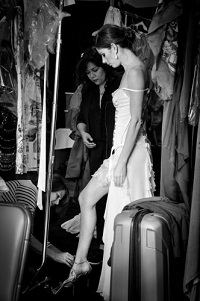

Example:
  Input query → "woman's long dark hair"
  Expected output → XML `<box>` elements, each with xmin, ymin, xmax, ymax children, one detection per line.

<box><xmin>44</xmin><ymin>173</ymin><xmax>70</xmax><ymax>221</ymax></box>
<box><xmin>75</xmin><ymin>46</ymin><xmax>108</xmax><ymax>87</ymax></box>
<box><xmin>95</xmin><ymin>24</ymin><xmax>134</xmax><ymax>50</ymax></box>
<box><xmin>75</xmin><ymin>46</ymin><xmax>123</xmax><ymax>88</ymax></box>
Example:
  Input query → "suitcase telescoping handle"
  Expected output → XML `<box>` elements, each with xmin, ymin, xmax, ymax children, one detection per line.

<box><xmin>129</xmin><ymin>209</ymin><xmax>152</xmax><ymax>300</ymax></box>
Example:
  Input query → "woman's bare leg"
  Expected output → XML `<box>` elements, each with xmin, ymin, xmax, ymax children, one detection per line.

<box><xmin>51</xmin><ymin>173</ymin><xmax>110</xmax><ymax>291</ymax></box>
<box><xmin>74</xmin><ymin>176</ymin><xmax>108</xmax><ymax>265</ymax></box>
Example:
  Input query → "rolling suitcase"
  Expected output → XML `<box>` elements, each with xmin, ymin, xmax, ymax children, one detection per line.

<box><xmin>110</xmin><ymin>208</ymin><xmax>173</xmax><ymax>301</ymax></box>
<box><xmin>0</xmin><ymin>202</ymin><xmax>32</xmax><ymax>301</ymax></box>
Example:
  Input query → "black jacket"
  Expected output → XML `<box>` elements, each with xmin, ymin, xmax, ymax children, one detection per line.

<box><xmin>77</xmin><ymin>75</ymin><xmax>122</xmax><ymax>174</ymax></box>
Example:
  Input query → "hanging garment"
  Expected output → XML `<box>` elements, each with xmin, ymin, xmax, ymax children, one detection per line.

<box><xmin>130</xmin><ymin>16</ymin><xmax>151</xmax><ymax>52</ymax></box>
<box><xmin>65</xmin><ymin>133</ymin><xmax>90</xmax><ymax>199</ymax></box>
<box><xmin>183</xmin><ymin>4</ymin><xmax>200</xmax><ymax>300</ymax></box>
<box><xmin>181</xmin><ymin>14</ymin><xmax>200</xmax><ymax>125</ymax></box>
<box><xmin>183</xmin><ymin>112</ymin><xmax>200</xmax><ymax>301</ymax></box>
<box><xmin>178</xmin><ymin>5</ymin><xmax>198</xmax><ymax>123</ymax></box>
<box><xmin>147</xmin><ymin>0</ymin><xmax>183</xmax><ymax>101</ymax></box>
<box><xmin>161</xmin><ymin>2</ymin><xmax>197</xmax><ymax>210</ymax></box>
<box><xmin>37</xmin><ymin>59</ymin><xmax>48</xmax><ymax>210</ymax></box>
<box><xmin>188</xmin><ymin>55</ymin><xmax>200</xmax><ymax>127</ymax></box>
<box><xmin>24</xmin><ymin>71</ymin><xmax>42</xmax><ymax>172</ymax></box>
<box><xmin>0</xmin><ymin>1</ymin><xmax>17</xmax><ymax>47</ymax></box>
<box><xmin>0</xmin><ymin>104</ymin><xmax>17</xmax><ymax>173</ymax></box>
<box><xmin>132</xmin><ymin>32</ymin><xmax>154</xmax><ymax>77</ymax></box>
<box><xmin>103</xmin><ymin>6</ymin><xmax>122</xmax><ymax>27</ymax></box>
<box><xmin>24</xmin><ymin>0</ymin><xmax>69</xmax><ymax>69</ymax></box>
<box><xmin>160</xmin><ymin>67</ymin><xmax>190</xmax><ymax>210</ymax></box>
<box><xmin>0</xmin><ymin>16</ymin><xmax>10</xmax><ymax>46</ymax></box>
<box><xmin>65</xmin><ymin>84</ymin><xmax>90</xmax><ymax>197</ymax></box>
<box><xmin>128</xmin><ymin>13</ymin><xmax>151</xmax><ymax>35</ymax></box>
<box><xmin>124</xmin><ymin>14</ymin><xmax>154</xmax><ymax>88</ymax></box>
<box><xmin>92</xmin><ymin>6</ymin><xmax>122</xmax><ymax>36</ymax></box>
<box><xmin>0</xmin><ymin>24</ymin><xmax>18</xmax><ymax>117</ymax></box>
<box><xmin>13</xmin><ymin>5</ymin><xmax>24</xmax><ymax>174</ymax></box>
<box><xmin>67</xmin><ymin>84</ymin><xmax>83</xmax><ymax>133</ymax></box>
<box><xmin>16</xmin><ymin>69</ymin><xmax>42</xmax><ymax>174</ymax></box>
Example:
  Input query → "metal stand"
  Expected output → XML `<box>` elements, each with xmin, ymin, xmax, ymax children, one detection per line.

<box><xmin>42</xmin><ymin>0</ymin><xmax>64</xmax><ymax>269</ymax></box>
<box><xmin>22</xmin><ymin>0</ymin><xmax>67</xmax><ymax>293</ymax></box>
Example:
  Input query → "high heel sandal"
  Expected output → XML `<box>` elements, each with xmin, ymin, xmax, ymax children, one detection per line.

<box><xmin>64</xmin><ymin>260</ymin><xmax>92</xmax><ymax>288</ymax></box>
<box><xmin>51</xmin><ymin>261</ymin><xmax>92</xmax><ymax>295</ymax></box>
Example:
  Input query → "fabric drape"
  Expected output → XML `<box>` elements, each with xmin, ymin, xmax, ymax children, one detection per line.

<box><xmin>183</xmin><ymin>112</ymin><xmax>200</xmax><ymax>300</ymax></box>
<box><xmin>160</xmin><ymin>0</ymin><xmax>197</xmax><ymax>210</ymax></box>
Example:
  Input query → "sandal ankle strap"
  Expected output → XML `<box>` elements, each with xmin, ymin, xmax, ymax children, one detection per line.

<box><xmin>74</xmin><ymin>260</ymin><xmax>88</xmax><ymax>265</ymax></box>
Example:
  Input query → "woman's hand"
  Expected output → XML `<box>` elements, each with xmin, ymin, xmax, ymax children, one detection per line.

<box><xmin>51</xmin><ymin>251</ymin><xmax>75</xmax><ymax>267</ymax></box>
<box><xmin>113</xmin><ymin>162</ymin><xmax>127</xmax><ymax>187</ymax></box>
<box><xmin>81</xmin><ymin>132</ymin><xmax>96</xmax><ymax>148</ymax></box>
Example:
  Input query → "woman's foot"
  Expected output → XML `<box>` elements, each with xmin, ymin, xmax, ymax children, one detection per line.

<box><xmin>64</xmin><ymin>260</ymin><xmax>92</xmax><ymax>288</ymax></box>
<box><xmin>51</xmin><ymin>261</ymin><xmax>92</xmax><ymax>294</ymax></box>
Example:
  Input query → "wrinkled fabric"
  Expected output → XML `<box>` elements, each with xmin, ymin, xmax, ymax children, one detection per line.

<box><xmin>132</xmin><ymin>32</ymin><xmax>154</xmax><ymax>74</ymax></box>
<box><xmin>97</xmin><ymin>88</ymin><xmax>155</xmax><ymax>300</ymax></box>
<box><xmin>24</xmin><ymin>0</ymin><xmax>68</xmax><ymax>69</ymax></box>
<box><xmin>16</xmin><ymin>70</ymin><xmax>42</xmax><ymax>173</ymax></box>
<box><xmin>61</xmin><ymin>213</ymin><xmax>81</xmax><ymax>234</ymax></box>
<box><xmin>160</xmin><ymin>67</ymin><xmax>190</xmax><ymax>210</ymax></box>
<box><xmin>183</xmin><ymin>112</ymin><xmax>200</xmax><ymax>300</ymax></box>
<box><xmin>67</xmin><ymin>84</ymin><xmax>83</xmax><ymax>132</ymax></box>
<box><xmin>188</xmin><ymin>58</ymin><xmax>200</xmax><ymax>127</ymax></box>
<box><xmin>180</xmin><ymin>10</ymin><xmax>200</xmax><ymax>122</ymax></box>
<box><xmin>103</xmin><ymin>6</ymin><xmax>122</xmax><ymax>27</ymax></box>
<box><xmin>124</xmin><ymin>197</ymin><xmax>189</xmax><ymax>259</ymax></box>
<box><xmin>0</xmin><ymin>105</ymin><xmax>17</xmax><ymax>173</ymax></box>
<box><xmin>65</xmin><ymin>134</ymin><xmax>89</xmax><ymax>180</ymax></box>
<box><xmin>92</xmin><ymin>6</ymin><xmax>122</xmax><ymax>36</ymax></box>
<box><xmin>147</xmin><ymin>0</ymin><xmax>183</xmax><ymax>100</ymax></box>
<box><xmin>0</xmin><ymin>180</ymin><xmax>37</xmax><ymax>216</ymax></box>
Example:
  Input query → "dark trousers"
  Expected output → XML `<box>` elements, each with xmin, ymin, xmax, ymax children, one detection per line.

<box><xmin>96</xmin><ymin>194</ymin><xmax>107</xmax><ymax>245</ymax></box>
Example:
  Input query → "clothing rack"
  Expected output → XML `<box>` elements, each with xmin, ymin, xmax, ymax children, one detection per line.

<box><xmin>121</xmin><ymin>10</ymin><xmax>152</xmax><ymax>22</ymax></box>
<box><xmin>121</xmin><ymin>9</ymin><xmax>152</xmax><ymax>27</ymax></box>
<box><xmin>108</xmin><ymin>0</ymin><xmax>153</xmax><ymax>27</ymax></box>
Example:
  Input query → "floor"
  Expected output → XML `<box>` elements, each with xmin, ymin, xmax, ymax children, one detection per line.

<box><xmin>19</xmin><ymin>262</ymin><xmax>104</xmax><ymax>301</ymax></box>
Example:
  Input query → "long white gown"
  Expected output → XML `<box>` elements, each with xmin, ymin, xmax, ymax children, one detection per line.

<box><xmin>94</xmin><ymin>88</ymin><xmax>156</xmax><ymax>301</ymax></box>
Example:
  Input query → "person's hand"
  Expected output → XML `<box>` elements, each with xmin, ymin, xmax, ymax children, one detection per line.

<box><xmin>113</xmin><ymin>162</ymin><xmax>127</xmax><ymax>187</ymax></box>
<box><xmin>52</xmin><ymin>251</ymin><xmax>74</xmax><ymax>267</ymax></box>
<box><xmin>81</xmin><ymin>132</ymin><xmax>96</xmax><ymax>148</ymax></box>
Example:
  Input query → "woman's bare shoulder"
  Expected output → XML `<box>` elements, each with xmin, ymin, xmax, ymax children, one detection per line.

<box><xmin>128</xmin><ymin>65</ymin><xmax>145</xmax><ymax>77</ymax></box>
<box><xmin>126</xmin><ymin>66</ymin><xmax>145</xmax><ymax>90</ymax></box>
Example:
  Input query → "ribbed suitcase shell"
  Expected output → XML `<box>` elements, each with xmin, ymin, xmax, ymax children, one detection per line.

<box><xmin>0</xmin><ymin>202</ymin><xmax>32</xmax><ymax>301</ymax></box>
<box><xmin>110</xmin><ymin>209</ymin><xmax>172</xmax><ymax>301</ymax></box>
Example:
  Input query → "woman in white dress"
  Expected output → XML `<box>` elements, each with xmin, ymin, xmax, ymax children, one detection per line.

<box><xmin>59</xmin><ymin>24</ymin><xmax>156</xmax><ymax>300</ymax></box>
